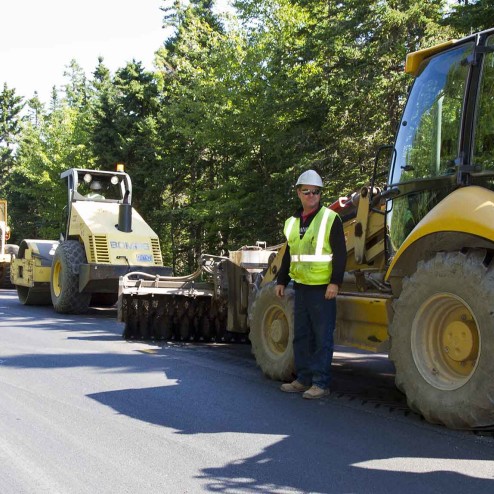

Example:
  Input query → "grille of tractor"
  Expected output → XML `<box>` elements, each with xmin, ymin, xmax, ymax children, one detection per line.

<box><xmin>88</xmin><ymin>235</ymin><xmax>110</xmax><ymax>263</ymax></box>
<box><xmin>151</xmin><ymin>238</ymin><xmax>163</xmax><ymax>265</ymax></box>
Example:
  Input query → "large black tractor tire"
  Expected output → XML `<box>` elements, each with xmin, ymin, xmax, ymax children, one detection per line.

<box><xmin>389</xmin><ymin>250</ymin><xmax>494</xmax><ymax>429</ymax></box>
<box><xmin>50</xmin><ymin>241</ymin><xmax>91</xmax><ymax>314</ymax></box>
<box><xmin>1</xmin><ymin>244</ymin><xmax>19</xmax><ymax>288</ymax></box>
<box><xmin>249</xmin><ymin>282</ymin><xmax>295</xmax><ymax>381</ymax></box>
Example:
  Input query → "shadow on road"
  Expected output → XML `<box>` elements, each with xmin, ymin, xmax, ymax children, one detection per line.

<box><xmin>85</xmin><ymin>357</ymin><xmax>494</xmax><ymax>493</ymax></box>
<box><xmin>2</xmin><ymin>297</ymin><xmax>493</xmax><ymax>493</ymax></box>
<box><xmin>85</xmin><ymin>365</ymin><xmax>493</xmax><ymax>493</ymax></box>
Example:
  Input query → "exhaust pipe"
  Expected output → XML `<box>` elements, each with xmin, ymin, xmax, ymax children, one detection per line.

<box><xmin>118</xmin><ymin>203</ymin><xmax>132</xmax><ymax>232</ymax></box>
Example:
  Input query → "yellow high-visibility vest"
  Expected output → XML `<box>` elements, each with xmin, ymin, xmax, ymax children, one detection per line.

<box><xmin>284</xmin><ymin>206</ymin><xmax>337</xmax><ymax>285</ymax></box>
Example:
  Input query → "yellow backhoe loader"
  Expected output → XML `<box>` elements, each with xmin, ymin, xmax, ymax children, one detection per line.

<box><xmin>119</xmin><ymin>28</ymin><xmax>494</xmax><ymax>429</ymax></box>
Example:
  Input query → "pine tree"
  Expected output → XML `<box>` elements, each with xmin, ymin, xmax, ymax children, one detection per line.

<box><xmin>0</xmin><ymin>84</ymin><xmax>24</xmax><ymax>186</ymax></box>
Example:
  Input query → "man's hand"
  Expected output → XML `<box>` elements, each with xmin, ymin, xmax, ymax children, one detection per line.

<box><xmin>325</xmin><ymin>283</ymin><xmax>338</xmax><ymax>299</ymax></box>
<box><xmin>275</xmin><ymin>284</ymin><xmax>285</xmax><ymax>298</ymax></box>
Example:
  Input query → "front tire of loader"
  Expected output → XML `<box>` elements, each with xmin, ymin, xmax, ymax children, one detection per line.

<box><xmin>249</xmin><ymin>282</ymin><xmax>295</xmax><ymax>381</ymax></box>
<box><xmin>50</xmin><ymin>241</ymin><xmax>91</xmax><ymax>314</ymax></box>
<box><xmin>389</xmin><ymin>250</ymin><xmax>494</xmax><ymax>429</ymax></box>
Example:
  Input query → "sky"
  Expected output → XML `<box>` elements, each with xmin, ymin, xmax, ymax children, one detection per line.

<box><xmin>0</xmin><ymin>0</ymin><xmax>231</xmax><ymax>103</ymax></box>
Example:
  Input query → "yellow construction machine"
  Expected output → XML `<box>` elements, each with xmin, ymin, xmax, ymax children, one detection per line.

<box><xmin>119</xmin><ymin>29</ymin><xmax>494</xmax><ymax>429</ymax></box>
<box><xmin>0</xmin><ymin>200</ymin><xmax>19</xmax><ymax>288</ymax></box>
<box><xmin>11</xmin><ymin>166</ymin><xmax>171</xmax><ymax>312</ymax></box>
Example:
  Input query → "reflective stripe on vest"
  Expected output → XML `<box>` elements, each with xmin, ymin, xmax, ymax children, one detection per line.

<box><xmin>291</xmin><ymin>254</ymin><xmax>333</xmax><ymax>262</ymax></box>
<box><xmin>315</xmin><ymin>207</ymin><xmax>331</xmax><ymax>254</ymax></box>
<box><xmin>284</xmin><ymin>216</ymin><xmax>297</xmax><ymax>240</ymax></box>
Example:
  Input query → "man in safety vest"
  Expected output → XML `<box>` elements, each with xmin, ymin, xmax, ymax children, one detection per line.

<box><xmin>275</xmin><ymin>169</ymin><xmax>346</xmax><ymax>399</ymax></box>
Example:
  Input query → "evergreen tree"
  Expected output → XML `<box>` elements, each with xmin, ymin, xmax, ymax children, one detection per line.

<box><xmin>0</xmin><ymin>84</ymin><xmax>24</xmax><ymax>189</ymax></box>
<box><xmin>155</xmin><ymin>0</ymin><xmax>232</xmax><ymax>270</ymax></box>
<box><xmin>8</xmin><ymin>65</ymin><xmax>95</xmax><ymax>240</ymax></box>
<box><xmin>91</xmin><ymin>58</ymin><xmax>121</xmax><ymax>168</ymax></box>
<box><xmin>91</xmin><ymin>59</ymin><xmax>162</xmax><ymax>216</ymax></box>
<box><xmin>445</xmin><ymin>0</ymin><xmax>494</xmax><ymax>33</ymax></box>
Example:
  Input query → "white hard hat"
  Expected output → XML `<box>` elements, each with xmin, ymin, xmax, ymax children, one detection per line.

<box><xmin>296</xmin><ymin>169</ymin><xmax>323</xmax><ymax>187</ymax></box>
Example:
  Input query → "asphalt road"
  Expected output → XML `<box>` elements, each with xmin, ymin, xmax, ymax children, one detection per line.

<box><xmin>0</xmin><ymin>289</ymin><xmax>493</xmax><ymax>494</ymax></box>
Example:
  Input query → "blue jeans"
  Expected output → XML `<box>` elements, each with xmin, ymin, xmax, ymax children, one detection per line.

<box><xmin>293</xmin><ymin>284</ymin><xmax>336</xmax><ymax>389</ymax></box>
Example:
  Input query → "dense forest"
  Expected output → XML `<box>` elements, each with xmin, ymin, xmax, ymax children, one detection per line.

<box><xmin>0</xmin><ymin>0</ymin><xmax>493</xmax><ymax>273</ymax></box>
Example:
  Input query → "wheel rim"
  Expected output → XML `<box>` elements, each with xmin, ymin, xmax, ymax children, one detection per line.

<box><xmin>52</xmin><ymin>260</ymin><xmax>62</xmax><ymax>297</ymax></box>
<box><xmin>411</xmin><ymin>292</ymin><xmax>480</xmax><ymax>391</ymax></box>
<box><xmin>261</xmin><ymin>303</ymin><xmax>290</xmax><ymax>357</ymax></box>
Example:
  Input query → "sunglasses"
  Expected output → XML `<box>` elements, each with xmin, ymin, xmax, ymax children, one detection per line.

<box><xmin>300</xmin><ymin>189</ymin><xmax>321</xmax><ymax>196</ymax></box>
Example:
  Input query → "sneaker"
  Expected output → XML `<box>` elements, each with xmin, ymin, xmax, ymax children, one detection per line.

<box><xmin>280</xmin><ymin>380</ymin><xmax>310</xmax><ymax>393</ymax></box>
<box><xmin>302</xmin><ymin>385</ymin><xmax>330</xmax><ymax>400</ymax></box>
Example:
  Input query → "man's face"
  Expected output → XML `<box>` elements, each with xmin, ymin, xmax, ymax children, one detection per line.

<box><xmin>297</xmin><ymin>184</ymin><xmax>321</xmax><ymax>209</ymax></box>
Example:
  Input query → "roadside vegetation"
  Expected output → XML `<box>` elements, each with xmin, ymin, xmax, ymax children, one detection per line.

<box><xmin>0</xmin><ymin>0</ymin><xmax>492</xmax><ymax>273</ymax></box>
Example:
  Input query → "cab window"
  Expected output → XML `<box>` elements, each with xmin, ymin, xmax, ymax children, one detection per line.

<box><xmin>472</xmin><ymin>35</ymin><xmax>494</xmax><ymax>172</ymax></box>
<box><xmin>391</xmin><ymin>43</ymin><xmax>474</xmax><ymax>185</ymax></box>
<box><xmin>388</xmin><ymin>43</ymin><xmax>473</xmax><ymax>252</ymax></box>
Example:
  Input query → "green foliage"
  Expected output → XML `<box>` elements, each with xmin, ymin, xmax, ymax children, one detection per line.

<box><xmin>0</xmin><ymin>0</ymin><xmax>482</xmax><ymax>269</ymax></box>
<box><xmin>0</xmin><ymin>84</ymin><xmax>24</xmax><ymax>186</ymax></box>
<box><xmin>446</xmin><ymin>0</ymin><xmax>494</xmax><ymax>33</ymax></box>
<box><xmin>10</xmin><ymin>101</ymin><xmax>94</xmax><ymax>240</ymax></box>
